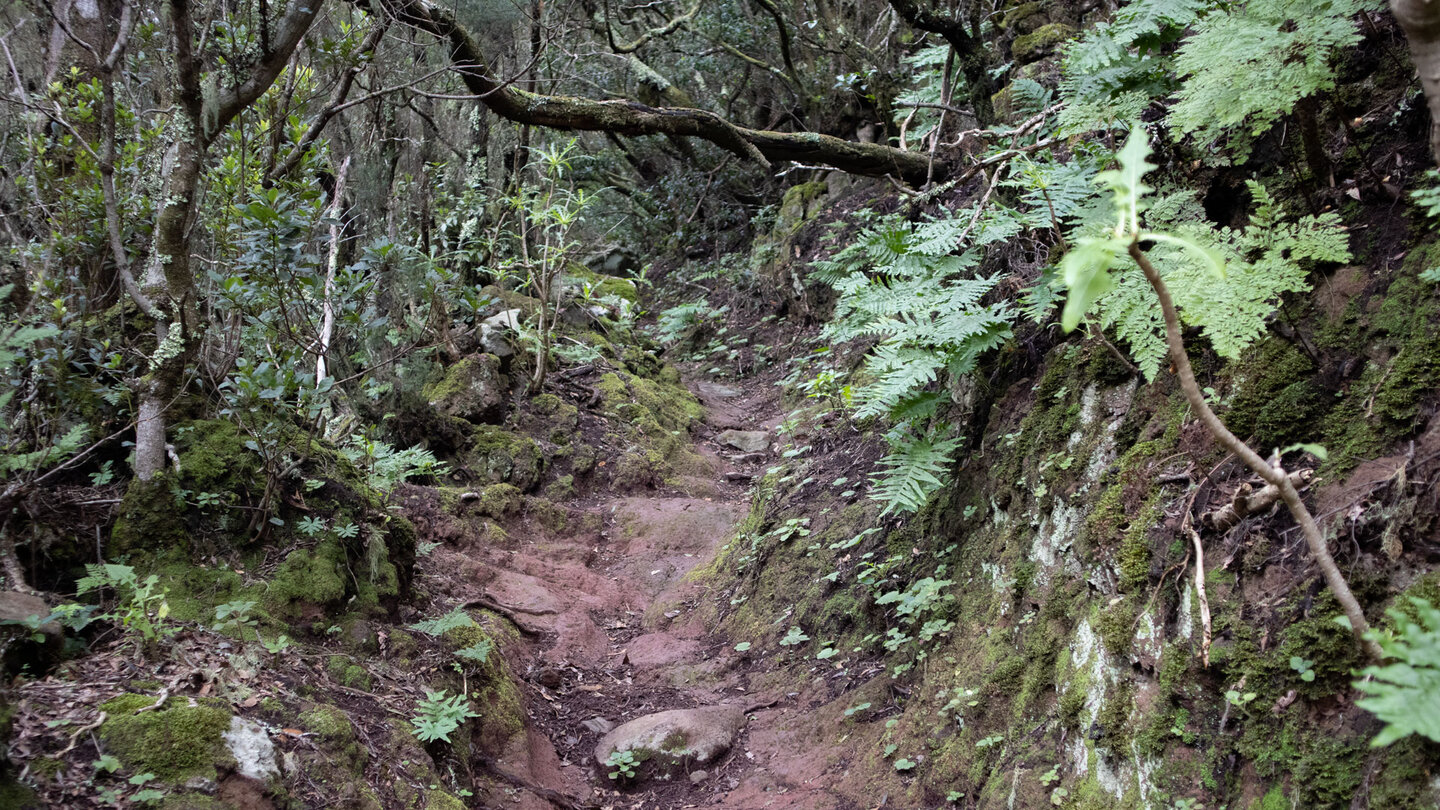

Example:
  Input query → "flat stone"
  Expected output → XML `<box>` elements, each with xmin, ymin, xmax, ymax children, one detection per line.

<box><xmin>696</xmin><ymin>382</ymin><xmax>742</xmax><ymax>399</ymax></box>
<box><xmin>689</xmin><ymin>770</ymin><xmax>709</xmax><ymax>784</ymax></box>
<box><xmin>581</xmin><ymin>717</ymin><xmax>616</xmax><ymax>734</ymax></box>
<box><xmin>594</xmin><ymin>705</ymin><xmax>746</xmax><ymax>779</ymax></box>
<box><xmin>715</xmin><ymin>430</ymin><xmax>769</xmax><ymax>453</ymax></box>
<box><xmin>0</xmin><ymin>592</ymin><xmax>58</xmax><ymax>637</ymax></box>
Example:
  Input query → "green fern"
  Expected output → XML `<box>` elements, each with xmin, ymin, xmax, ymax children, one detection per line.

<box><xmin>1055</xmin><ymin>0</ymin><xmax>1212</xmax><ymax>135</ymax></box>
<box><xmin>1168</xmin><ymin>0</ymin><xmax>1368</xmax><ymax>143</ymax></box>
<box><xmin>1354</xmin><ymin>598</ymin><xmax>1440</xmax><ymax>746</ymax></box>
<box><xmin>869</xmin><ymin>429</ymin><xmax>963</xmax><ymax>516</ymax></box>
<box><xmin>408</xmin><ymin>608</ymin><xmax>476</xmax><ymax>636</ymax></box>
<box><xmin>1063</xmin><ymin>128</ymin><xmax>1350</xmax><ymax>379</ymax></box>
<box><xmin>820</xmin><ymin>214</ymin><xmax>1013</xmax><ymax>421</ymax></box>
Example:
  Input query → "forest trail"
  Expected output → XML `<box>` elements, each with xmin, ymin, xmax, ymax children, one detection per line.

<box><xmin>420</xmin><ymin>372</ymin><xmax>858</xmax><ymax>810</ymax></box>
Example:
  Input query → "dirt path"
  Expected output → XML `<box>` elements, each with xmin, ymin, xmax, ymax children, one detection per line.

<box><xmin>424</xmin><ymin>374</ymin><xmax>866</xmax><ymax>810</ymax></box>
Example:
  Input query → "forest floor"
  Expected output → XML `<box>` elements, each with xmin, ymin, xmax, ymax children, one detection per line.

<box><xmin>415</xmin><ymin>366</ymin><xmax>872</xmax><ymax>810</ymax></box>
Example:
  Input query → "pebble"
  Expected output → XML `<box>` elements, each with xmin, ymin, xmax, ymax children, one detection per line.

<box><xmin>689</xmin><ymin>770</ymin><xmax>708</xmax><ymax>784</ymax></box>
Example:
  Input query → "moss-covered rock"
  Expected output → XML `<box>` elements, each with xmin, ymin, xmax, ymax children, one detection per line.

<box><xmin>263</xmin><ymin>538</ymin><xmax>348</xmax><ymax>620</ymax></box>
<box><xmin>467</xmin><ymin>426</ymin><xmax>546</xmax><ymax>491</ymax></box>
<box><xmin>423</xmin><ymin>354</ymin><xmax>509</xmax><ymax>425</ymax></box>
<box><xmin>99</xmin><ymin>694</ymin><xmax>234</xmax><ymax>783</ymax></box>
<box><xmin>1011</xmin><ymin>22</ymin><xmax>1075</xmax><ymax>63</ymax></box>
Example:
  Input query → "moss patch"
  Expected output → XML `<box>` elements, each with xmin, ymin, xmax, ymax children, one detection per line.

<box><xmin>99</xmin><ymin>694</ymin><xmax>233</xmax><ymax>783</ymax></box>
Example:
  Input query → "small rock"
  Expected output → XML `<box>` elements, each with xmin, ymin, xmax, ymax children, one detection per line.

<box><xmin>482</xmin><ymin>308</ymin><xmax>524</xmax><ymax>331</ymax></box>
<box><xmin>696</xmin><ymin>382</ymin><xmax>741</xmax><ymax>399</ymax></box>
<box><xmin>715</xmin><ymin>430</ymin><xmax>770</xmax><ymax>453</ymax></box>
<box><xmin>0</xmin><ymin>591</ymin><xmax>62</xmax><ymax>675</ymax></box>
<box><xmin>723</xmin><ymin>472</ymin><xmax>754</xmax><ymax>483</ymax></box>
<box><xmin>183</xmin><ymin>776</ymin><xmax>218</xmax><ymax>795</ymax></box>
<box><xmin>460</xmin><ymin>491</ymin><xmax>481</xmax><ymax>502</ymax></box>
<box><xmin>594</xmin><ymin>705</ymin><xmax>746</xmax><ymax>780</ymax></box>
<box><xmin>689</xmin><ymin>770</ymin><xmax>709</xmax><ymax>785</ymax></box>
<box><xmin>0</xmin><ymin>592</ymin><xmax>57</xmax><ymax>636</ymax></box>
<box><xmin>581</xmin><ymin>717</ymin><xmax>616</xmax><ymax>734</ymax></box>
<box><xmin>223</xmin><ymin>717</ymin><xmax>279</xmax><ymax>781</ymax></box>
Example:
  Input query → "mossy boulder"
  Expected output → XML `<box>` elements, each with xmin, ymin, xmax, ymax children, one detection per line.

<box><xmin>1011</xmin><ymin>22</ymin><xmax>1075</xmax><ymax>63</ymax></box>
<box><xmin>423</xmin><ymin>354</ymin><xmax>509</xmax><ymax>425</ymax></box>
<box><xmin>98</xmin><ymin>694</ymin><xmax>234</xmax><ymax>783</ymax></box>
<box><xmin>467</xmin><ymin>427</ymin><xmax>546</xmax><ymax>492</ymax></box>
<box><xmin>263</xmin><ymin>538</ymin><xmax>348</xmax><ymax>620</ymax></box>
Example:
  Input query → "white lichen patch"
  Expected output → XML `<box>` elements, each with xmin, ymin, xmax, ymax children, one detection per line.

<box><xmin>1061</xmin><ymin>620</ymin><xmax>1162</xmax><ymax>805</ymax></box>
<box><xmin>1176</xmin><ymin>583</ymin><xmax>1194</xmax><ymax>641</ymax></box>
<box><xmin>224</xmin><ymin>716</ymin><xmax>279</xmax><ymax>781</ymax></box>
<box><xmin>1028</xmin><ymin>497</ymin><xmax>1081</xmax><ymax>587</ymax></box>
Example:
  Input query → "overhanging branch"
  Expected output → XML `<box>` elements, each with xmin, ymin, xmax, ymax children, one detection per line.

<box><xmin>365</xmin><ymin>0</ymin><xmax>936</xmax><ymax>183</ymax></box>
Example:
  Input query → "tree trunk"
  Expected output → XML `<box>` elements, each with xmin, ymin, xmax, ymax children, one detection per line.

<box><xmin>1393</xmin><ymin>0</ymin><xmax>1440</xmax><ymax>164</ymax></box>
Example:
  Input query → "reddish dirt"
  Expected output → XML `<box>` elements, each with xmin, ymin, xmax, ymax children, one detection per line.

<box><xmin>431</xmin><ymin>371</ymin><xmax>870</xmax><ymax>810</ymax></box>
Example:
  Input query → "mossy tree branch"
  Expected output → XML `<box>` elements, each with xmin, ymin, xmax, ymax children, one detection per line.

<box><xmin>362</xmin><ymin>0</ymin><xmax>937</xmax><ymax>183</ymax></box>
<box><xmin>1127</xmin><ymin>240</ymin><xmax>1381</xmax><ymax>662</ymax></box>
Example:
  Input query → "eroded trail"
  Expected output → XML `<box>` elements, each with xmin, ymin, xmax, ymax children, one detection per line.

<box><xmin>416</xmin><ymin>375</ymin><xmax>861</xmax><ymax>809</ymax></box>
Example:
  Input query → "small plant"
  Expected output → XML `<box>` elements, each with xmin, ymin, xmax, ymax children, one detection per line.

<box><xmin>1289</xmin><ymin>656</ymin><xmax>1316</xmax><ymax>683</ymax></box>
<box><xmin>1224</xmin><ymin>689</ymin><xmax>1257</xmax><ymax>708</ymax></box>
<box><xmin>1050</xmin><ymin>787</ymin><xmax>1070</xmax><ymax>806</ymax></box>
<box><xmin>455</xmin><ymin>639</ymin><xmax>494</xmax><ymax>664</ymax></box>
<box><xmin>411</xmin><ymin>689</ymin><xmax>480</xmax><ymax>744</ymax></box>
<box><xmin>408</xmin><ymin>608</ymin><xmax>477</xmax><ymax>636</ymax></box>
<box><xmin>1038</xmin><ymin>765</ymin><xmax>1060</xmax><ymax>786</ymax></box>
<box><xmin>605</xmin><ymin>749</ymin><xmax>640</xmax><ymax>780</ymax></box>
<box><xmin>76</xmin><ymin>564</ymin><xmax>177</xmax><ymax>646</ymax></box>
<box><xmin>779</xmin><ymin>626</ymin><xmax>811</xmax><ymax>646</ymax></box>
<box><xmin>893</xmin><ymin>757</ymin><xmax>917</xmax><ymax>771</ymax></box>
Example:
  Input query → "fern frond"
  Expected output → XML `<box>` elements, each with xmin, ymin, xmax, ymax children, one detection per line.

<box><xmin>1168</xmin><ymin>0</ymin><xmax>1366</xmax><ymax>141</ymax></box>
<box><xmin>869</xmin><ymin>431</ymin><xmax>964</xmax><ymax>516</ymax></box>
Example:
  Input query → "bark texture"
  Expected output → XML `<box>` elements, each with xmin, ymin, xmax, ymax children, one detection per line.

<box><xmin>1393</xmin><ymin>0</ymin><xmax>1440</xmax><ymax>163</ymax></box>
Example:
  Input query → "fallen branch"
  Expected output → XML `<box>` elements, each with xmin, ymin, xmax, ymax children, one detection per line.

<box><xmin>1201</xmin><ymin>469</ymin><xmax>1313</xmax><ymax>533</ymax></box>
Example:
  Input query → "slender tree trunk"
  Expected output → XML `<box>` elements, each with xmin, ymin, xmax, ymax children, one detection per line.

<box><xmin>1393</xmin><ymin>0</ymin><xmax>1440</xmax><ymax>164</ymax></box>
<box><xmin>317</xmin><ymin>157</ymin><xmax>351</xmax><ymax>385</ymax></box>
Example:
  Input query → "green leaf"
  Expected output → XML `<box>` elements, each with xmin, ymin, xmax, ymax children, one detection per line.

<box><xmin>1060</xmin><ymin>237</ymin><xmax>1124</xmax><ymax>331</ymax></box>
<box><xmin>1097</xmin><ymin>124</ymin><xmax>1156</xmax><ymax>236</ymax></box>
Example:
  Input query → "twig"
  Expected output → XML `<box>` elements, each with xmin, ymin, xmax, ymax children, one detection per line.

<box><xmin>55</xmin><ymin>711</ymin><xmax>107</xmax><ymax>757</ymax></box>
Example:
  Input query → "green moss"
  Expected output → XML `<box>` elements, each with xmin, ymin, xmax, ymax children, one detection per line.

<box><xmin>468</xmin><ymin>426</ymin><xmax>545</xmax><ymax>491</ymax></box>
<box><xmin>424</xmin><ymin>792</ymin><xmax>468</xmax><ymax>810</ymax></box>
<box><xmin>1094</xmin><ymin>596</ymin><xmax>1138</xmax><ymax>657</ymax></box>
<box><xmin>99</xmin><ymin>694</ymin><xmax>233</xmax><ymax>783</ymax></box>
<box><xmin>1222</xmin><ymin>339</ymin><xmax>1315</xmax><ymax>442</ymax></box>
<box><xmin>111</xmin><ymin>474</ymin><xmax>188</xmax><ymax>555</ymax></box>
<box><xmin>1117</xmin><ymin>494</ymin><xmax>1162</xmax><ymax>592</ymax></box>
<box><xmin>1001</xmin><ymin>1</ymin><xmax>1044</xmax><ymax>28</ymax></box>
<box><xmin>422</xmin><ymin>354</ymin><xmax>506</xmax><ymax>423</ymax></box>
<box><xmin>476</xmin><ymin>483</ymin><xmax>521</xmax><ymax>518</ymax></box>
<box><xmin>144</xmin><ymin>553</ymin><xmax>253</xmax><ymax>624</ymax></box>
<box><xmin>300</xmin><ymin>704</ymin><xmax>355</xmax><ymax>743</ymax></box>
<box><xmin>544</xmin><ymin>474</ymin><xmax>575</xmax><ymax>501</ymax></box>
<box><xmin>1011</xmin><ymin>23</ymin><xmax>1075</xmax><ymax>62</ymax></box>
<box><xmin>263</xmin><ymin>538</ymin><xmax>347</xmax><ymax>619</ymax></box>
